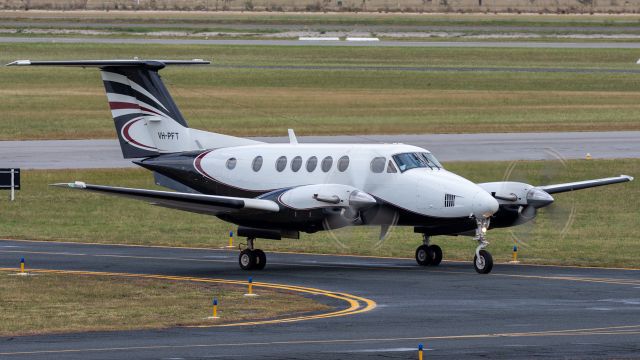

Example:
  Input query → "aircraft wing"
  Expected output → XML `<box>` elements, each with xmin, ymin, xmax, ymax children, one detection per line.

<box><xmin>51</xmin><ymin>182</ymin><xmax>279</xmax><ymax>216</ymax></box>
<box><xmin>539</xmin><ymin>175</ymin><xmax>633</xmax><ymax>194</ymax></box>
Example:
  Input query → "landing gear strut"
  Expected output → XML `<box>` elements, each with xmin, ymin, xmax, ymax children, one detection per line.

<box><xmin>473</xmin><ymin>218</ymin><xmax>493</xmax><ymax>274</ymax></box>
<box><xmin>415</xmin><ymin>235</ymin><xmax>443</xmax><ymax>267</ymax></box>
<box><xmin>238</xmin><ymin>237</ymin><xmax>267</xmax><ymax>270</ymax></box>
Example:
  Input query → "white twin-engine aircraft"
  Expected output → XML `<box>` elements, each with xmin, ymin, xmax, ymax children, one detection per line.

<box><xmin>9</xmin><ymin>59</ymin><xmax>633</xmax><ymax>274</ymax></box>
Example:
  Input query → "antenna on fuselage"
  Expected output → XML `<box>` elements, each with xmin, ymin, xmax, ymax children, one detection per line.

<box><xmin>288</xmin><ymin>129</ymin><xmax>298</xmax><ymax>145</ymax></box>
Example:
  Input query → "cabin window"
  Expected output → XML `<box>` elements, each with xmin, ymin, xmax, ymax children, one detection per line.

<box><xmin>321</xmin><ymin>156</ymin><xmax>333</xmax><ymax>172</ymax></box>
<box><xmin>276</xmin><ymin>156</ymin><xmax>287</xmax><ymax>172</ymax></box>
<box><xmin>291</xmin><ymin>156</ymin><xmax>302</xmax><ymax>172</ymax></box>
<box><xmin>306</xmin><ymin>156</ymin><xmax>318</xmax><ymax>172</ymax></box>
<box><xmin>252</xmin><ymin>156</ymin><xmax>263</xmax><ymax>172</ymax></box>
<box><xmin>370</xmin><ymin>157</ymin><xmax>386</xmax><ymax>173</ymax></box>
<box><xmin>226</xmin><ymin>157</ymin><xmax>237</xmax><ymax>170</ymax></box>
<box><xmin>387</xmin><ymin>160</ymin><xmax>397</xmax><ymax>173</ymax></box>
<box><xmin>337</xmin><ymin>156</ymin><xmax>350</xmax><ymax>172</ymax></box>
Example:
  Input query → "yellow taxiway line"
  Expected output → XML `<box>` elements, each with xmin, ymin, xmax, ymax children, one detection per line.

<box><xmin>0</xmin><ymin>267</ymin><xmax>376</xmax><ymax>328</ymax></box>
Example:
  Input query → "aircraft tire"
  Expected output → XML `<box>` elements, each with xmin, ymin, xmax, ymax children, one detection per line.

<box><xmin>254</xmin><ymin>249</ymin><xmax>267</xmax><ymax>270</ymax></box>
<box><xmin>473</xmin><ymin>250</ymin><xmax>493</xmax><ymax>274</ymax></box>
<box><xmin>239</xmin><ymin>249</ymin><xmax>256</xmax><ymax>270</ymax></box>
<box><xmin>428</xmin><ymin>245</ymin><xmax>443</xmax><ymax>266</ymax></box>
<box><xmin>415</xmin><ymin>245</ymin><xmax>433</xmax><ymax>266</ymax></box>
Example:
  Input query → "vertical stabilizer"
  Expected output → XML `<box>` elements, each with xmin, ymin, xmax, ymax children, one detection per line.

<box><xmin>7</xmin><ymin>59</ymin><xmax>263</xmax><ymax>158</ymax></box>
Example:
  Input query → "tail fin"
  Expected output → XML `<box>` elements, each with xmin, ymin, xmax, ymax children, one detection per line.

<box><xmin>101</xmin><ymin>63</ymin><xmax>192</xmax><ymax>158</ymax></box>
<box><xmin>8</xmin><ymin>59</ymin><xmax>260</xmax><ymax>159</ymax></box>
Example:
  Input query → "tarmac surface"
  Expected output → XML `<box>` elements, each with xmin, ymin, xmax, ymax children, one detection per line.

<box><xmin>1</xmin><ymin>131</ymin><xmax>638</xmax><ymax>169</ymax></box>
<box><xmin>1</xmin><ymin>239</ymin><xmax>640</xmax><ymax>359</ymax></box>
<box><xmin>4</xmin><ymin>36</ymin><xmax>640</xmax><ymax>48</ymax></box>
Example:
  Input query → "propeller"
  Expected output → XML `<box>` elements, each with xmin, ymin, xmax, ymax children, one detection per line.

<box><xmin>495</xmin><ymin>148</ymin><xmax>577</xmax><ymax>249</ymax></box>
<box><xmin>321</xmin><ymin>149</ymin><xmax>400</xmax><ymax>251</ymax></box>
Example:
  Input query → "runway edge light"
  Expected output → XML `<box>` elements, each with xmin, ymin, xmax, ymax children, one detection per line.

<box><xmin>226</xmin><ymin>230</ymin><xmax>234</xmax><ymax>248</ymax></box>
<box><xmin>211</xmin><ymin>298</ymin><xmax>219</xmax><ymax>319</ymax></box>
<box><xmin>244</xmin><ymin>277</ymin><xmax>258</xmax><ymax>297</ymax></box>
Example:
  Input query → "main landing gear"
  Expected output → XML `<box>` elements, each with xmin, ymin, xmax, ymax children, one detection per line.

<box><xmin>473</xmin><ymin>217</ymin><xmax>493</xmax><ymax>274</ymax></box>
<box><xmin>238</xmin><ymin>237</ymin><xmax>267</xmax><ymax>270</ymax></box>
<box><xmin>415</xmin><ymin>235</ymin><xmax>443</xmax><ymax>267</ymax></box>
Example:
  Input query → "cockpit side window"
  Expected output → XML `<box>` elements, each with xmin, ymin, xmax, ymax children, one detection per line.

<box><xmin>386</xmin><ymin>160</ymin><xmax>397</xmax><ymax>173</ymax></box>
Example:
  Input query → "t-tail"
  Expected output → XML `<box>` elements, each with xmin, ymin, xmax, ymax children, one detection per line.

<box><xmin>7</xmin><ymin>59</ymin><xmax>259</xmax><ymax>158</ymax></box>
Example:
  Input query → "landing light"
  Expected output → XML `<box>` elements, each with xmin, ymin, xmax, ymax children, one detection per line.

<box><xmin>481</xmin><ymin>227</ymin><xmax>487</xmax><ymax>233</ymax></box>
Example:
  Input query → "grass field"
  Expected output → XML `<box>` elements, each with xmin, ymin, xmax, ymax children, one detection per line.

<box><xmin>3</xmin><ymin>11</ymin><xmax>640</xmax><ymax>41</ymax></box>
<box><xmin>0</xmin><ymin>158</ymin><xmax>637</xmax><ymax>268</ymax></box>
<box><xmin>3</xmin><ymin>11</ymin><xmax>640</xmax><ymax>28</ymax></box>
<box><xmin>2</xmin><ymin>43</ymin><xmax>640</xmax><ymax>139</ymax></box>
<box><xmin>0</xmin><ymin>270</ymin><xmax>328</xmax><ymax>336</ymax></box>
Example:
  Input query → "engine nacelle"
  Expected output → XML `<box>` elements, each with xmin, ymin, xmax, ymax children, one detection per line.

<box><xmin>277</xmin><ymin>184</ymin><xmax>376</xmax><ymax>211</ymax></box>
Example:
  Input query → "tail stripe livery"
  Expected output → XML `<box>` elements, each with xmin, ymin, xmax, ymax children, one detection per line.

<box><xmin>7</xmin><ymin>59</ymin><xmax>263</xmax><ymax>158</ymax></box>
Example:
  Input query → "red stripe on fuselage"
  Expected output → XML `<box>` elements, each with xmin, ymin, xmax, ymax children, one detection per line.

<box><xmin>194</xmin><ymin>150</ymin><xmax>215</xmax><ymax>181</ymax></box>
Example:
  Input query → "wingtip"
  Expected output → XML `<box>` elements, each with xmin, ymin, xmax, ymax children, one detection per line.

<box><xmin>6</xmin><ymin>60</ymin><xmax>31</xmax><ymax>66</ymax></box>
<box><xmin>621</xmin><ymin>175</ymin><xmax>634</xmax><ymax>181</ymax></box>
<box><xmin>50</xmin><ymin>181</ymin><xmax>87</xmax><ymax>189</ymax></box>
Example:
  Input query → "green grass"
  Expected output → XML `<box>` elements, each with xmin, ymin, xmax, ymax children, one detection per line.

<box><xmin>0</xmin><ymin>270</ymin><xmax>329</xmax><ymax>336</ymax></box>
<box><xmin>2</xmin><ymin>43</ymin><xmax>640</xmax><ymax>139</ymax></box>
<box><xmin>0</xmin><ymin>159</ymin><xmax>637</xmax><ymax>268</ymax></box>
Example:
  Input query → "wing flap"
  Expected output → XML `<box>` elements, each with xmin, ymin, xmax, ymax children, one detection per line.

<box><xmin>539</xmin><ymin>175</ymin><xmax>633</xmax><ymax>194</ymax></box>
<box><xmin>51</xmin><ymin>182</ymin><xmax>279</xmax><ymax>215</ymax></box>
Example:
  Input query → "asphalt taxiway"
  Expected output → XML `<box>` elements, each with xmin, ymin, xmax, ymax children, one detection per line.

<box><xmin>1</xmin><ymin>131</ymin><xmax>638</xmax><ymax>169</ymax></box>
<box><xmin>4</xmin><ymin>36</ymin><xmax>640</xmax><ymax>48</ymax></box>
<box><xmin>1</xmin><ymin>239</ymin><xmax>640</xmax><ymax>359</ymax></box>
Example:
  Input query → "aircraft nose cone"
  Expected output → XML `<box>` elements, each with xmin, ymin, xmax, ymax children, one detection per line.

<box><xmin>472</xmin><ymin>190</ymin><xmax>499</xmax><ymax>218</ymax></box>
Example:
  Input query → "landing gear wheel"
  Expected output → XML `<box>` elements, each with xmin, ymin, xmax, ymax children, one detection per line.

<box><xmin>254</xmin><ymin>249</ymin><xmax>267</xmax><ymax>270</ymax></box>
<box><xmin>239</xmin><ymin>249</ymin><xmax>256</xmax><ymax>270</ymax></box>
<box><xmin>415</xmin><ymin>245</ymin><xmax>433</xmax><ymax>266</ymax></box>
<box><xmin>474</xmin><ymin>250</ymin><xmax>493</xmax><ymax>274</ymax></box>
<box><xmin>428</xmin><ymin>245</ymin><xmax>443</xmax><ymax>266</ymax></box>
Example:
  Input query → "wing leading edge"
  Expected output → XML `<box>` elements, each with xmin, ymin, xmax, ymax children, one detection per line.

<box><xmin>51</xmin><ymin>182</ymin><xmax>279</xmax><ymax>216</ymax></box>
<box><xmin>539</xmin><ymin>175</ymin><xmax>633</xmax><ymax>194</ymax></box>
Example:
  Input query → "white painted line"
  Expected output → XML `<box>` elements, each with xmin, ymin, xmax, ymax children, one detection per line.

<box><xmin>345</xmin><ymin>37</ymin><xmax>380</xmax><ymax>42</ymax></box>
<box><xmin>298</xmin><ymin>37</ymin><xmax>340</xmax><ymax>41</ymax></box>
<box><xmin>342</xmin><ymin>347</ymin><xmax>430</xmax><ymax>353</ymax></box>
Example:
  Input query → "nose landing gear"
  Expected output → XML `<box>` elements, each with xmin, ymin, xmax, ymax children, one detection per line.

<box><xmin>238</xmin><ymin>237</ymin><xmax>267</xmax><ymax>270</ymax></box>
<box><xmin>415</xmin><ymin>235</ymin><xmax>443</xmax><ymax>267</ymax></box>
<box><xmin>473</xmin><ymin>218</ymin><xmax>493</xmax><ymax>274</ymax></box>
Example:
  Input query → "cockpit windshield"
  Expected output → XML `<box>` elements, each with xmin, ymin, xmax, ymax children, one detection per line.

<box><xmin>392</xmin><ymin>152</ymin><xmax>443</xmax><ymax>172</ymax></box>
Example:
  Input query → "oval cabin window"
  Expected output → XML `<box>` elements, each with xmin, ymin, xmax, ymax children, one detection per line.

<box><xmin>306</xmin><ymin>156</ymin><xmax>318</xmax><ymax>172</ymax></box>
<box><xmin>276</xmin><ymin>156</ymin><xmax>287</xmax><ymax>172</ymax></box>
<box><xmin>226</xmin><ymin>157</ymin><xmax>237</xmax><ymax>170</ymax></box>
<box><xmin>321</xmin><ymin>156</ymin><xmax>333</xmax><ymax>172</ymax></box>
<box><xmin>337</xmin><ymin>156</ymin><xmax>349</xmax><ymax>172</ymax></box>
<box><xmin>252</xmin><ymin>156</ymin><xmax>263</xmax><ymax>172</ymax></box>
<box><xmin>370</xmin><ymin>157</ymin><xmax>386</xmax><ymax>173</ymax></box>
<box><xmin>291</xmin><ymin>156</ymin><xmax>302</xmax><ymax>172</ymax></box>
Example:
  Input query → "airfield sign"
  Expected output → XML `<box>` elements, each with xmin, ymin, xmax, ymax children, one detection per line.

<box><xmin>0</xmin><ymin>168</ymin><xmax>20</xmax><ymax>201</ymax></box>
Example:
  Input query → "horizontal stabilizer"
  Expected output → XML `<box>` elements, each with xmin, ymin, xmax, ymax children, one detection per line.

<box><xmin>51</xmin><ymin>182</ymin><xmax>279</xmax><ymax>216</ymax></box>
<box><xmin>6</xmin><ymin>59</ymin><xmax>209</xmax><ymax>69</ymax></box>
